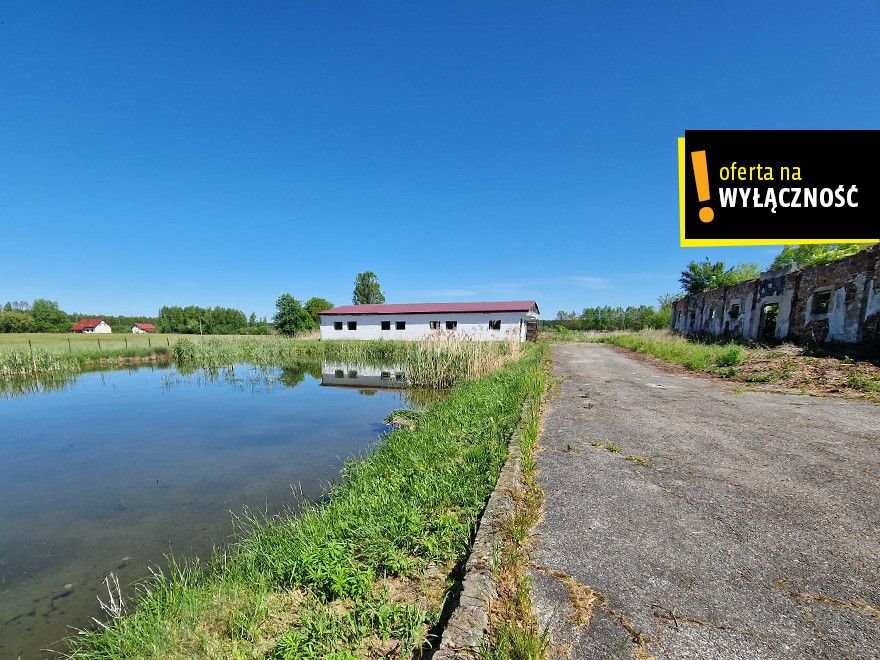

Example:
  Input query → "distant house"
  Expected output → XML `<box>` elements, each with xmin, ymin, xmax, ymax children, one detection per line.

<box><xmin>132</xmin><ymin>323</ymin><xmax>157</xmax><ymax>334</ymax></box>
<box><xmin>71</xmin><ymin>319</ymin><xmax>112</xmax><ymax>334</ymax></box>
<box><xmin>319</xmin><ymin>300</ymin><xmax>540</xmax><ymax>342</ymax></box>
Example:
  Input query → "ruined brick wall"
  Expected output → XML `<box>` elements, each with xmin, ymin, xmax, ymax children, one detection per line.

<box><xmin>672</xmin><ymin>245</ymin><xmax>880</xmax><ymax>344</ymax></box>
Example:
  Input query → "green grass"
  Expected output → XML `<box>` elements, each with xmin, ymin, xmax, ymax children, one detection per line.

<box><xmin>0</xmin><ymin>332</ymin><xmax>193</xmax><ymax>352</ymax></box>
<box><xmin>66</xmin><ymin>345</ymin><xmax>545</xmax><ymax>659</ymax></box>
<box><xmin>846</xmin><ymin>373</ymin><xmax>880</xmax><ymax>392</ymax></box>
<box><xmin>592</xmin><ymin>330</ymin><xmax>746</xmax><ymax>373</ymax></box>
<box><xmin>481</xmin><ymin>353</ymin><xmax>549</xmax><ymax>659</ymax></box>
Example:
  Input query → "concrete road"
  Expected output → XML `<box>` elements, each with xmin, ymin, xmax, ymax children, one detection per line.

<box><xmin>530</xmin><ymin>343</ymin><xmax>879</xmax><ymax>660</ymax></box>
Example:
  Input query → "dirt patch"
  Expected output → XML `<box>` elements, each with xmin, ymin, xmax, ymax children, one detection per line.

<box><xmin>603</xmin><ymin>343</ymin><xmax>880</xmax><ymax>403</ymax></box>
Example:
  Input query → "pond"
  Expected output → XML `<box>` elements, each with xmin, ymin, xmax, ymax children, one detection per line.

<box><xmin>0</xmin><ymin>361</ymin><xmax>413</xmax><ymax>659</ymax></box>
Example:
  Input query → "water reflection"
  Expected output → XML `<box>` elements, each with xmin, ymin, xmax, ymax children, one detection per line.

<box><xmin>321</xmin><ymin>362</ymin><xmax>407</xmax><ymax>388</ymax></box>
<box><xmin>0</xmin><ymin>361</ymin><xmax>405</xmax><ymax>659</ymax></box>
<box><xmin>320</xmin><ymin>362</ymin><xmax>446</xmax><ymax>408</ymax></box>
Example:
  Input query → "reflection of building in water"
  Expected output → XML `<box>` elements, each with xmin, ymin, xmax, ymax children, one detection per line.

<box><xmin>321</xmin><ymin>363</ymin><xmax>407</xmax><ymax>388</ymax></box>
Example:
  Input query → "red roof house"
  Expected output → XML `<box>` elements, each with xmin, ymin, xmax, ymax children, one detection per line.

<box><xmin>132</xmin><ymin>323</ymin><xmax>157</xmax><ymax>333</ymax></box>
<box><xmin>70</xmin><ymin>319</ymin><xmax>111</xmax><ymax>333</ymax></box>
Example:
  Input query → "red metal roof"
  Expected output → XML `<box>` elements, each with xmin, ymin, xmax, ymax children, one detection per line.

<box><xmin>320</xmin><ymin>300</ymin><xmax>539</xmax><ymax>316</ymax></box>
<box><xmin>71</xmin><ymin>318</ymin><xmax>104</xmax><ymax>331</ymax></box>
<box><xmin>135</xmin><ymin>323</ymin><xmax>156</xmax><ymax>332</ymax></box>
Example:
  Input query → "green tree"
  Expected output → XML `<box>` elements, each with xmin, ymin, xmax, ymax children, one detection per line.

<box><xmin>273</xmin><ymin>294</ymin><xmax>314</xmax><ymax>336</ymax></box>
<box><xmin>679</xmin><ymin>259</ymin><xmax>759</xmax><ymax>293</ymax></box>
<box><xmin>31</xmin><ymin>299</ymin><xmax>69</xmax><ymax>332</ymax></box>
<box><xmin>770</xmin><ymin>244</ymin><xmax>864</xmax><ymax>270</ymax></box>
<box><xmin>304</xmin><ymin>297</ymin><xmax>333</xmax><ymax>325</ymax></box>
<box><xmin>719</xmin><ymin>263</ymin><xmax>760</xmax><ymax>286</ymax></box>
<box><xmin>655</xmin><ymin>293</ymin><xmax>684</xmax><ymax>328</ymax></box>
<box><xmin>352</xmin><ymin>271</ymin><xmax>386</xmax><ymax>305</ymax></box>
<box><xmin>0</xmin><ymin>311</ymin><xmax>37</xmax><ymax>332</ymax></box>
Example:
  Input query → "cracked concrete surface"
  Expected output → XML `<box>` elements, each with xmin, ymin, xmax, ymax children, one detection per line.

<box><xmin>530</xmin><ymin>343</ymin><xmax>879</xmax><ymax>659</ymax></box>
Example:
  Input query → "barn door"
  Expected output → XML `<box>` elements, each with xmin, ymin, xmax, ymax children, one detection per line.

<box><xmin>525</xmin><ymin>319</ymin><xmax>538</xmax><ymax>342</ymax></box>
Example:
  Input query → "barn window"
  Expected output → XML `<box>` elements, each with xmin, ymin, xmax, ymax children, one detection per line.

<box><xmin>396</xmin><ymin>321</ymin><xmax>406</xmax><ymax>330</ymax></box>
<box><xmin>813</xmin><ymin>291</ymin><xmax>831</xmax><ymax>314</ymax></box>
<box><xmin>489</xmin><ymin>319</ymin><xmax>501</xmax><ymax>330</ymax></box>
<box><xmin>430</xmin><ymin>320</ymin><xmax>440</xmax><ymax>329</ymax></box>
<box><xmin>347</xmin><ymin>321</ymin><xmax>357</xmax><ymax>330</ymax></box>
<box><xmin>729</xmin><ymin>304</ymin><xmax>740</xmax><ymax>318</ymax></box>
<box><xmin>446</xmin><ymin>320</ymin><xmax>458</xmax><ymax>330</ymax></box>
<box><xmin>334</xmin><ymin>321</ymin><xmax>343</xmax><ymax>330</ymax></box>
<box><xmin>381</xmin><ymin>321</ymin><xmax>391</xmax><ymax>330</ymax></box>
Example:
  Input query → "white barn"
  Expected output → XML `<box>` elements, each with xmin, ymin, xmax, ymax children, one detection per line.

<box><xmin>319</xmin><ymin>301</ymin><xmax>540</xmax><ymax>342</ymax></box>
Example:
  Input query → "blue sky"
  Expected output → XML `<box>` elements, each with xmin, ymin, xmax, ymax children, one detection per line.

<box><xmin>2</xmin><ymin>2</ymin><xmax>878</xmax><ymax>318</ymax></box>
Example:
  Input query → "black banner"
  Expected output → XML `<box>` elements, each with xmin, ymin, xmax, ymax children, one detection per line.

<box><xmin>679</xmin><ymin>130</ymin><xmax>879</xmax><ymax>245</ymax></box>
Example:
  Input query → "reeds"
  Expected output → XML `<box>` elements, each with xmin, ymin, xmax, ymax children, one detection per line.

<box><xmin>170</xmin><ymin>336</ymin><xmax>521</xmax><ymax>388</ymax></box>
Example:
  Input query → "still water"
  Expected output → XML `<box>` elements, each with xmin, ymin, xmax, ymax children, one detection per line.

<box><xmin>0</xmin><ymin>362</ymin><xmax>409</xmax><ymax>658</ymax></box>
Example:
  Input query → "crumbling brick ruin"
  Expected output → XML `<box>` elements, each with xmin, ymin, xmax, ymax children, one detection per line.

<box><xmin>672</xmin><ymin>245</ymin><xmax>880</xmax><ymax>344</ymax></box>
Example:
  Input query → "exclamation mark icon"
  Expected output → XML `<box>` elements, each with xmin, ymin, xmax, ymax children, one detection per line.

<box><xmin>690</xmin><ymin>150</ymin><xmax>714</xmax><ymax>223</ymax></box>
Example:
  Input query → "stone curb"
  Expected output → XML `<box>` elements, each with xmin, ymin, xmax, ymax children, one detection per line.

<box><xmin>433</xmin><ymin>403</ymin><xmax>528</xmax><ymax>658</ymax></box>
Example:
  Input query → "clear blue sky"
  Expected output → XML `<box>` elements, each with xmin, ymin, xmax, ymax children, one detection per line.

<box><xmin>2</xmin><ymin>2</ymin><xmax>878</xmax><ymax>318</ymax></box>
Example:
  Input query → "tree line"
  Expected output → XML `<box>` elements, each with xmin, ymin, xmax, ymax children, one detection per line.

<box><xmin>0</xmin><ymin>299</ymin><xmax>121</xmax><ymax>333</ymax></box>
<box><xmin>0</xmin><ymin>298</ymin><xmax>273</xmax><ymax>335</ymax></box>
<box><xmin>2</xmin><ymin>271</ymin><xmax>389</xmax><ymax>335</ymax></box>
<box><xmin>156</xmin><ymin>306</ymin><xmax>272</xmax><ymax>334</ymax></box>
<box><xmin>553</xmin><ymin>295</ymin><xmax>680</xmax><ymax>330</ymax></box>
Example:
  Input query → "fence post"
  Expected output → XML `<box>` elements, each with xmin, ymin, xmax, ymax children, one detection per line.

<box><xmin>167</xmin><ymin>337</ymin><xmax>170</xmax><ymax>347</ymax></box>
<box><xmin>125</xmin><ymin>338</ymin><xmax>128</xmax><ymax>349</ymax></box>
<box><xmin>98</xmin><ymin>338</ymin><xmax>101</xmax><ymax>351</ymax></box>
<box><xmin>148</xmin><ymin>337</ymin><xmax>151</xmax><ymax>348</ymax></box>
<box><xmin>68</xmin><ymin>338</ymin><xmax>72</xmax><ymax>353</ymax></box>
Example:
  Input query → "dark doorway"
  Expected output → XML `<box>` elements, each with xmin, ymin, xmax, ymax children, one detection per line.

<box><xmin>526</xmin><ymin>319</ymin><xmax>538</xmax><ymax>341</ymax></box>
<box><xmin>759</xmin><ymin>303</ymin><xmax>779</xmax><ymax>341</ymax></box>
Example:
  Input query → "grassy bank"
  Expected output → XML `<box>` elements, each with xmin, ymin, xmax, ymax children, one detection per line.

<box><xmin>585</xmin><ymin>330</ymin><xmax>880</xmax><ymax>401</ymax></box>
<box><xmin>66</xmin><ymin>345</ymin><xmax>544</xmax><ymax>659</ymax></box>
<box><xmin>481</xmin><ymin>353</ymin><xmax>549</xmax><ymax>659</ymax></box>
<box><xmin>592</xmin><ymin>330</ymin><xmax>745</xmax><ymax>372</ymax></box>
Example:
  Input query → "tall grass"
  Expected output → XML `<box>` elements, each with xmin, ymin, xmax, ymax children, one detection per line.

<box><xmin>0</xmin><ymin>336</ymin><xmax>520</xmax><ymax>389</ymax></box>
<box><xmin>0</xmin><ymin>346</ymin><xmax>172</xmax><ymax>379</ymax></box>
<box><xmin>66</xmin><ymin>345</ymin><xmax>545</xmax><ymax>659</ymax></box>
<box><xmin>593</xmin><ymin>329</ymin><xmax>746</xmax><ymax>372</ymax></box>
<box><xmin>171</xmin><ymin>336</ymin><xmax>521</xmax><ymax>388</ymax></box>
